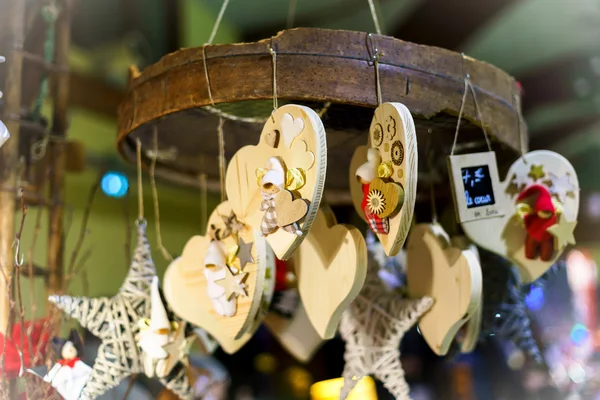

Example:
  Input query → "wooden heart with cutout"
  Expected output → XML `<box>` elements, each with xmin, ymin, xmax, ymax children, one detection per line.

<box><xmin>293</xmin><ymin>206</ymin><xmax>367</xmax><ymax>339</ymax></box>
<box><xmin>163</xmin><ymin>201</ymin><xmax>275</xmax><ymax>354</ymax></box>
<box><xmin>461</xmin><ymin>150</ymin><xmax>579</xmax><ymax>282</ymax></box>
<box><xmin>349</xmin><ymin>102</ymin><xmax>418</xmax><ymax>256</ymax></box>
<box><xmin>226</xmin><ymin>104</ymin><xmax>327</xmax><ymax>260</ymax></box>
<box><xmin>274</xmin><ymin>190</ymin><xmax>309</xmax><ymax>227</ymax></box>
<box><xmin>406</xmin><ymin>223</ymin><xmax>482</xmax><ymax>356</ymax></box>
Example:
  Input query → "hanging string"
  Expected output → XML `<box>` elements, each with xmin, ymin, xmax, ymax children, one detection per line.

<box><xmin>286</xmin><ymin>0</ymin><xmax>297</xmax><ymax>29</ymax></box>
<box><xmin>450</xmin><ymin>77</ymin><xmax>493</xmax><ymax>155</ymax></box>
<box><xmin>367</xmin><ymin>34</ymin><xmax>383</xmax><ymax>105</ymax></box>
<box><xmin>268</xmin><ymin>42</ymin><xmax>278</xmax><ymax>121</ymax></box>
<box><xmin>136</xmin><ymin>139</ymin><xmax>144</xmax><ymax>221</ymax></box>
<box><xmin>426</xmin><ymin>135</ymin><xmax>438</xmax><ymax>223</ymax></box>
<box><xmin>199</xmin><ymin>173</ymin><xmax>208</xmax><ymax>231</ymax></box>
<box><xmin>149</xmin><ymin>126</ymin><xmax>172</xmax><ymax>261</ymax></box>
<box><xmin>513</xmin><ymin>88</ymin><xmax>528</xmax><ymax>164</ymax></box>
<box><xmin>217</xmin><ymin>117</ymin><xmax>226</xmax><ymax>203</ymax></box>
<box><xmin>367</xmin><ymin>0</ymin><xmax>383</xmax><ymax>35</ymax></box>
<box><xmin>206</xmin><ymin>0</ymin><xmax>231</xmax><ymax>45</ymax></box>
<box><xmin>202</xmin><ymin>45</ymin><xmax>215</xmax><ymax>106</ymax></box>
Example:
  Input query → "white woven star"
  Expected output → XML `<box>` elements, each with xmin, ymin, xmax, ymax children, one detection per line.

<box><xmin>49</xmin><ymin>222</ymin><xmax>194</xmax><ymax>400</ymax></box>
<box><xmin>339</xmin><ymin>259</ymin><xmax>432</xmax><ymax>400</ymax></box>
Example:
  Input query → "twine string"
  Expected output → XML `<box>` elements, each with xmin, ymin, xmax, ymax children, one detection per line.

<box><xmin>367</xmin><ymin>0</ymin><xmax>383</xmax><ymax>35</ymax></box>
<box><xmin>206</xmin><ymin>0</ymin><xmax>230</xmax><ymax>45</ymax></box>
<box><xmin>268</xmin><ymin>42</ymin><xmax>278</xmax><ymax>121</ymax></box>
<box><xmin>514</xmin><ymin>88</ymin><xmax>528</xmax><ymax>164</ymax></box>
<box><xmin>149</xmin><ymin>125</ymin><xmax>172</xmax><ymax>261</ymax></box>
<box><xmin>202</xmin><ymin>46</ymin><xmax>215</xmax><ymax>107</ymax></box>
<box><xmin>367</xmin><ymin>34</ymin><xmax>383</xmax><ymax>105</ymax></box>
<box><xmin>450</xmin><ymin>77</ymin><xmax>493</xmax><ymax>155</ymax></box>
<box><xmin>200</xmin><ymin>173</ymin><xmax>208</xmax><ymax>231</ymax></box>
<box><xmin>217</xmin><ymin>117</ymin><xmax>226</xmax><ymax>203</ymax></box>
<box><xmin>135</xmin><ymin>139</ymin><xmax>144</xmax><ymax>221</ymax></box>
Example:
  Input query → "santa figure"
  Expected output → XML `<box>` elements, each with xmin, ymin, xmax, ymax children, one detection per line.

<box><xmin>203</xmin><ymin>240</ymin><xmax>237</xmax><ymax>317</ymax></box>
<box><xmin>137</xmin><ymin>276</ymin><xmax>171</xmax><ymax>378</ymax></box>
<box><xmin>43</xmin><ymin>329</ymin><xmax>92</xmax><ymax>400</ymax></box>
<box><xmin>356</xmin><ymin>148</ymin><xmax>389</xmax><ymax>234</ymax></box>
<box><xmin>515</xmin><ymin>184</ymin><xmax>558</xmax><ymax>261</ymax></box>
<box><xmin>259</xmin><ymin>157</ymin><xmax>302</xmax><ymax>236</ymax></box>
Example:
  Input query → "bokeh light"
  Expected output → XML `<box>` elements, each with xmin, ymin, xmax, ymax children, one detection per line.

<box><xmin>101</xmin><ymin>171</ymin><xmax>129</xmax><ymax>198</ymax></box>
<box><xmin>525</xmin><ymin>286</ymin><xmax>545</xmax><ymax>311</ymax></box>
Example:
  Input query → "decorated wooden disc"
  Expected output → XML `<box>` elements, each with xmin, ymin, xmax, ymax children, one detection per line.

<box><xmin>226</xmin><ymin>104</ymin><xmax>327</xmax><ymax>260</ymax></box>
<box><xmin>461</xmin><ymin>150</ymin><xmax>579</xmax><ymax>283</ymax></box>
<box><xmin>349</xmin><ymin>102</ymin><xmax>418</xmax><ymax>256</ymax></box>
<box><xmin>293</xmin><ymin>206</ymin><xmax>367</xmax><ymax>339</ymax></box>
<box><xmin>163</xmin><ymin>201</ymin><xmax>275</xmax><ymax>352</ymax></box>
<box><xmin>406</xmin><ymin>223</ymin><xmax>482</xmax><ymax>356</ymax></box>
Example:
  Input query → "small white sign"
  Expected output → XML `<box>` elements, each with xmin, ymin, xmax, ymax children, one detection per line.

<box><xmin>447</xmin><ymin>151</ymin><xmax>505</xmax><ymax>223</ymax></box>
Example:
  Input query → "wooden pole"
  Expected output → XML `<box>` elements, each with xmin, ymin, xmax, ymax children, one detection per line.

<box><xmin>0</xmin><ymin>0</ymin><xmax>26</xmax><ymax>336</ymax></box>
<box><xmin>47</xmin><ymin>0</ymin><xmax>73</xmax><ymax>296</ymax></box>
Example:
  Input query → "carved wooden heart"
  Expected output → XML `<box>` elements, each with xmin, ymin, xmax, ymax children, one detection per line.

<box><xmin>461</xmin><ymin>150</ymin><xmax>580</xmax><ymax>282</ymax></box>
<box><xmin>368</xmin><ymin>178</ymin><xmax>404</xmax><ymax>218</ymax></box>
<box><xmin>275</xmin><ymin>190</ymin><xmax>309</xmax><ymax>227</ymax></box>
<box><xmin>294</xmin><ymin>207</ymin><xmax>367</xmax><ymax>339</ymax></box>
<box><xmin>406</xmin><ymin>223</ymin><xmax>482</xmax><ymax>356</ymax></box>
<box><xmin>226</xmin><ymin>104</ymin><xmax>327</xmax><ymax>260</ymax></box>
<box><xmin>349</xmin><ymin>102</ymin><xmax>418</xmax><ymax>256</ymax></box>
<box><xmin>163</xmin><ymin>201</ymin><xmax>275</xmax><ymax>354</ymax></box>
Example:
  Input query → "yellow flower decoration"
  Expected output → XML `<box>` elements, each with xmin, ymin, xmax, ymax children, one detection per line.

<box><xmin>377</xmin><ymin>161</ymin><xmax>394</xmax><ymax>179</ymax></box>
<box><xmin>367</xmin><ymin>189</ymin><xmax>386</xmax><ymax>215</ymax></box>
<box><xmin>255</xmin><ymin>166</ymin><xmax>306</xmax><ymax>191</ymax></box>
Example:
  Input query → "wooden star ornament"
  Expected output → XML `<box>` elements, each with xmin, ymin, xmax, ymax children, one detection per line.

<box><xmin>48</xmin><ymin>221</ymin><xmax>194</xmax><ymax>400</ymax></box>
<box><xmin>237</xmin><ymin>237</ymin><xmax>254</xmax><ymax>270</ymax></box>
<box><xmin>528</xmin><ymin>164</ymin><xmax>545</xmax><ymax>181</ymax></box>
<box><xmin>162</xmin><ymin>322</ymin><xmax>196</xmax><ymax>375</ymax></box>
<box><xmin>339</xmin><ymin>257</ymin><xmax>432</xmax><ymax>400</ymax></box>
<box><xmin>548</xmin><ymin>172</ymin><xmax>577</xmax><ymax>203</ymax></box>
<box><xmin>547</xmin><ymin>214</ymin><xmax>577</xmax><ymax>249</ymax></box>
<box><xmin>216</xmin><ymin>268</ymin><xmax>248</xmax><ymax>300</ymax></box>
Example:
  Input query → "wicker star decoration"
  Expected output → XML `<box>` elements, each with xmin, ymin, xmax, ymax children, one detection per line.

<box><xmin>49</xmin><ymin>222</ymin><xmax>194</xmax><ymax>400</ymax></box>
<box><xmin>339</xmin><ymin>254</ymin><xmax>432</xmax><ymax>400</ymax></box>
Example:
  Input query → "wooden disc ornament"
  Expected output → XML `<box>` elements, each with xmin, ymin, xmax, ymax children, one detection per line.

<box><xmin>226</xmin><ymin>104</ymin><xmax>327</xmax><ymax>260</ymax></box>
<box><xmin>451</xmin><ymin>150</ymin><xmax>579</xmax><ymax>282</ymax></box>
<box><xmin>406</xmin><ymin>223</ymin><xmax>482</xmax><ymax>356</ymax></box>
<box><xmin>349</xmin><ymin>102</ymin><xmax>417</xmax><ymax>256</ymax></box>
<box><xmin>163</xmin><ymin>201</ymin><xmax>275</xmax><ymax>353</ymax></box>
<box><xmin>293</xmin><ymin>206</ymin><xmax>367</xmax><ymax>339</ymax></box>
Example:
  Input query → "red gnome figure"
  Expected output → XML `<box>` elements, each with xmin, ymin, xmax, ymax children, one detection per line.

<box><xmin>356</xmin><ymin>148</ymin><xmax>389</xmax><ymax>234</ymax></box>
<box><xmin>516</xmin><ymin>184</ymin><xmax>557</xmax><ymax>261</ymax></box>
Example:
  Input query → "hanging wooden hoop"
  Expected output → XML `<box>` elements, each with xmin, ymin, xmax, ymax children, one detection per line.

<box><xmin>117</xmin><ymin>28</ymin><xmax>526</xmax><ymax>204</ymax></box>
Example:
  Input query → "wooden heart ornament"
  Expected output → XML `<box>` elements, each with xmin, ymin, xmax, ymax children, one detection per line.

<box><xmin>460</xmin><ymin>150</ymin><xmax>579</xmax><ymax>283</ymax></box>
<box><xmin>163</xmin><ymin>201</ymin><xmax>275</xmax><ymax>354</ymax></box>
<box><xmin>293</xmin><ymin>207</ymin><xmax>367</xmax><ymax>339</ymax></box>
<box><xmin>226</xmin><ymin>104</ymin><xmax>327</xmax><ymax>260</ymax></box>
<box><xmin>349</xmin><ymin>102</ymin><xmax>418</xmax><ymax>256</ymax></box>
<box><xmin>406</xmin><ymin>223</ymin><xmax>482</xmax><ymax>356</ymax></box>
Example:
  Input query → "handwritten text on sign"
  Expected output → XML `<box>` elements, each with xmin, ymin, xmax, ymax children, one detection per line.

<box><xmin>461</xmin><ymin>165</ymin><xmax>496</xmax><ymax>209</ymax></box>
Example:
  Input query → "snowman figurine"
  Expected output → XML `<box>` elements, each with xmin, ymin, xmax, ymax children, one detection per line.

<box><xmin>203</xmin><ymin>240</ymin><xmax>237</xmax><ymax>317</ymax></box>
<box><xmin>44</xmin><ymin>329</ymin><xmax>92</xmax><ymax>400</ymax></box>
<box><xmin>137</xmin><ymin>276</ymin><xmax>172</xmax><ymax>378</ymax></box>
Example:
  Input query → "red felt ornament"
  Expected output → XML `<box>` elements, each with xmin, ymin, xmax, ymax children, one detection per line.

<box><xmin>516</xmin><ymin>184</ymin><xmax>557</xmax><ymax>261</ymax></box>
<box><xmin>0</xmin><ymin>318</ymin><xmax>51</xmax><ymax>379</ymax></box>
<box><xmin>361</xmin><ymin>183</ymin><xmax>389</xmax><ymax>235</ymax></box>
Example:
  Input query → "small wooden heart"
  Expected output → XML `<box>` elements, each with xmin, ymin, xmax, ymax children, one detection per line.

<box><xmin>275</xmin><ymin>190</ymin><xmax>309</xmax><ymax>227</ymax></box>
<box><xmin>369</xmin><ymin>178</ymin><xmax>404</xmax><ymax>218</ymax></box>
<box><xmin>280</xmin><ymin>113</ymin><xmax>304</xmax><ymax>149</ymax></box>
<box><xmin>264</xmin><ymin>130</ymin><xmax>279</xmax><ymax>148</ymax></box>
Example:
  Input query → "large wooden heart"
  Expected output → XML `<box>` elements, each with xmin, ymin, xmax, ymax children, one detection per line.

<box><xmin>264</xmin><ymin>302</ymin><xmax>324</xmax><ymax>363</ymax></box>
<box><xmin>293</xmin><ymin>207</ymin><xmax>367</xmax><ymax>339</ymax></box>
<box><xmin>461</xmin><ymin>150</ymin><xmax>579</xmax><ymax>283</ymax></box>
<box><xmin>349</xmin><ymin>102</ymin><xmax>418</xmax><ymax>256</ymax></box>
<box><xmin>406</xmin><ymin>223</ymin><xmax>482</xmax><ymax>356</ymax></box>
<box><xmin>163</xmin><ymin>201</ymin><xmax>275</xmax><ymax>353</ymax></box>
<box><xmin>226</xmin><ymin>104</ymin><xmax>327</xmax><ymax>260</ymax></box>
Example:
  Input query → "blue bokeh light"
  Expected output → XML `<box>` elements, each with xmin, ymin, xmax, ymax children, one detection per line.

<box><xmin>525</xmin><ymin>286</ymin><xmax>545</xmax><ymax>311</ymax></box>
<box><xmin>101</xmin><ymin>171</ymin><xmax>129</xmax><ymax>198</ymax></box>
<box><xmin>570</xmin><ymin>323</ymin><xmax>589</xmax><ymax>346</ymax></box>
